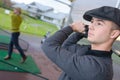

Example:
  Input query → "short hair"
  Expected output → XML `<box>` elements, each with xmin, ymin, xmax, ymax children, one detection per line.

<box><xmin>14</xmin><ymin>7</ymin><xmax>21</xmax><ymax>14</ymax></box>
<box><xmin>112</xmin><ymin>23</ymin><xmax>120</xmax><ymax>30</ymax></box>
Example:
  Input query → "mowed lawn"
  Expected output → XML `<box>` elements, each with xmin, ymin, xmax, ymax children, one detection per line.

<box><xmin>0</xmin><ymin>8</ymin><xmax>58</xmax><ymax>36</ymax></box>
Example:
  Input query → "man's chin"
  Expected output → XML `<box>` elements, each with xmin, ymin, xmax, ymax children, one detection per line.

<box><xmin>87</xmin><ymin>38</ymin><xmax>94</xmax><ymax>43</ymax></box>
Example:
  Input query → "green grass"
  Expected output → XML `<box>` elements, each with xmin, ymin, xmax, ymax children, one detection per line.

<box><xmin>0</xmin><ymin>8</ymin><xmax>58</xmax><ymax>36</ymax></box>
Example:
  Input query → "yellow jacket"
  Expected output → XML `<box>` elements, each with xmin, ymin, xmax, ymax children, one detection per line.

<box><xmin>11</xmin><ymin>13</ymin><xmax>22</xmax><ymax>32</ymax></box>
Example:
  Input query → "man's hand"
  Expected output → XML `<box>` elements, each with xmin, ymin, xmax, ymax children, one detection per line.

<box><xmin>70</xmin><ymin>21</ymin><xmax>86</xmax><ymax>33</ymax></box>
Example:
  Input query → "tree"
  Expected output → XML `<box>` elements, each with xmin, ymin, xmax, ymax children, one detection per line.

<box><xmin>0</xmin><ymin>0</ymin><xmax>12</xmax><ymax>9</ymax></box>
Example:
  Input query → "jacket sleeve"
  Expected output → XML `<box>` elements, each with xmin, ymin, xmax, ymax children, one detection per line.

<box><xmin>62</xmin><ymin>32</ymin><xmax>84</xmax><ymax>52</ymax></box>
<box><xmin>42</xmin><ymin>25</ymin><xmax>86</xmax><ymax>63</ymax></box>
<box><xmin>42</xmin><ymin>26</ymin><xmax>73</xmax><ymax>62</ymax></box>
<box><xmin>41</xmin><ymin>26</ymin><xmax>86</xmax><ymax>77</ymax></box>
<box><xmin>42</xmin><ymin>26</ymin><xmax>84</xmax><ymax>62</ymax></box>
<box><xmin>62</xmin><ymin>25</ymin><xmax>88</xmax><ymax>50</ymax></box>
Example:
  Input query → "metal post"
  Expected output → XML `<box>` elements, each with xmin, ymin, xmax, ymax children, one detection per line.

<box><xmin>65</xmin><ymin>0</ymin><xmax>76</xmax><ymax>26</ymax></box>
<box><xmin>116</xmin><ymin>0</ymin><xmax>120</xmax><ymax>8</ymax></box>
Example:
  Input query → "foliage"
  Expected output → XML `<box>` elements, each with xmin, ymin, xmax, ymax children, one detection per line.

<box><xmin>0</xmin><ymin>0</ymin><xmax>12</xmax><ymax>10</ymax></box>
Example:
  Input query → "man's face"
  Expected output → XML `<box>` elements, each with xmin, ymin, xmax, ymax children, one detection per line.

<box><xmin>87</xmin><ymin>17</ymin><xmax>114</xmax><ymax>44</ymax></box>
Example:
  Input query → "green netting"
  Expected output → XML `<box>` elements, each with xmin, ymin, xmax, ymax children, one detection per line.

<box><xmin>0</xmin><ymin>35</ymin><xmax>10</xmax><ymax>44</ymax></box>
<box><xmin>0</xmin><ymin>34</ymin><xmax>29</xmax><ymax>51</ymax></box>
<box><xmin>0</xmin><ymin>50</ymin><xmax>40</xmax><ymax>74</ymax></box>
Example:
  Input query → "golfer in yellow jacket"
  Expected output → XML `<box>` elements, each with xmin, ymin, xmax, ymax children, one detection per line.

<box><xmin>4</xmin><ymin>7</ymin><xmax>27</xmax><ymax>63</ymax></box>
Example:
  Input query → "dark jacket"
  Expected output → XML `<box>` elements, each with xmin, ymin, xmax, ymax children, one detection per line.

<box><xmin>42</xmin><ymin>26</ymin><xmax>113</xmax><ymax>80</ymax></box>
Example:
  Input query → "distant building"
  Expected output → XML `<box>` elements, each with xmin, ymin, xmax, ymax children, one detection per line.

<box><xmin>27</xmin><ymin>2</ymin><xmax>54</xmax><ymax>18</ymax></box>
<box><xmin>41</xmin><ymin>12</ymin><xmax>67</xmax><ymax>29</ymax></box>
<box><xmin>12</xmin><ymin>3</ymin><xmax>28</xmax><ymax>10</ymax></box>
<box><xmin>12</xmin><ymin>2</ymin><xmax>68</xmax><ymax>29</ymax></box>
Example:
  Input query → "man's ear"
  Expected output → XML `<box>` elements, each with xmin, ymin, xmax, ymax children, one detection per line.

<box><xmin>110</xmin><ymin>30</ymin><xmax>120</xmax><ymax>38</ymax></box>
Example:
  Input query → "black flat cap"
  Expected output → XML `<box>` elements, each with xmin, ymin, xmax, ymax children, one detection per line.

<box><xmin>83</xmin><ymin>6</ymin><xmax>120</xmax><ymax>26</ymax></box>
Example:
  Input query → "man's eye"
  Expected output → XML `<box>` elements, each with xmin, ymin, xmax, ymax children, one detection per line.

<box><xmin>91</xmin><ymin>21</ymin><xmax>93</xmax><ymax>23</ymax></box>
<box><xmin>97</xmin><ymin>23</ymin><xmax>102</xmax><ymax>25</ymax></box>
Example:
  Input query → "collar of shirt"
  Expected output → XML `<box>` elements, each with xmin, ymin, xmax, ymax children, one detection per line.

<box><xmin>86</xmin><ymin>49</ymin><xmax>112</xmax><ymax>58</ymax></box>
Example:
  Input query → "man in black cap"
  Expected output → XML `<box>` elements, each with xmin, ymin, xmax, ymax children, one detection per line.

<box><xmin>42</xmin><ymin>6</ymin><xmax>120</xmax><ymax>80</ymax></box>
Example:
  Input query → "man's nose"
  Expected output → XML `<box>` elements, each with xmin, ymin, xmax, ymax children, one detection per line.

<box><xmin>89</xmin><ymin>24</ymin><xmax>94</xmax><ymax>30</ymax></box>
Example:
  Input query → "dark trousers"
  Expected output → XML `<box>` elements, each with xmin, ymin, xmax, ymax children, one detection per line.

<box><xmin>8</xmin><ymin>32</ymin><xmax>25</xmax><ymax>58</ymax></box>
